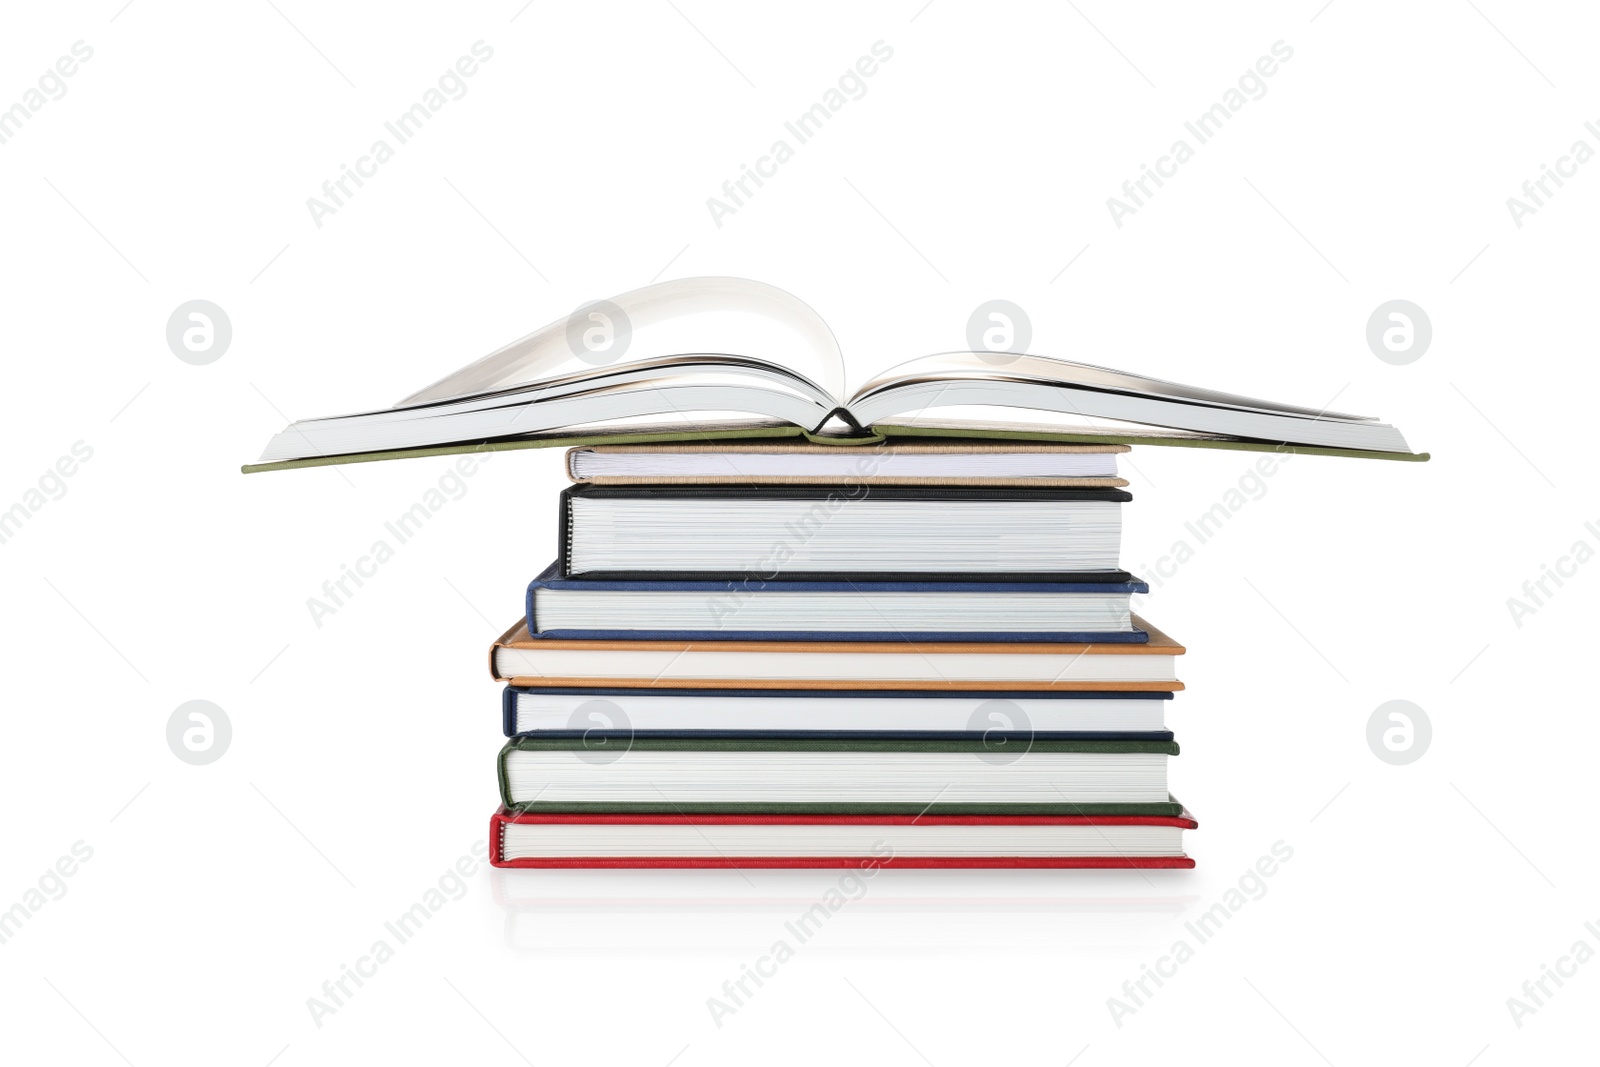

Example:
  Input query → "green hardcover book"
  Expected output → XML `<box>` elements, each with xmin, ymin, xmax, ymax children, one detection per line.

<box><xmin>244</xmin><ymin>277</ymin><xmax>1426</xmax><ymax>473</ymax></box>
<box><xmin>496</xmin><ymin>736</ymin><xmax>1186</xmax><ymax>817</ymax></box>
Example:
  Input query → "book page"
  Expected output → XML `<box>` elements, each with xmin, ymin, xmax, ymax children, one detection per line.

<box><xmin>850</xmin><ymin>352</ymin><xmax>1371</xmax><ymax>422</ymax></box>
<box><xmin>875</xmin><ymin>408</ymin><xmax>1225</xmax><ymax>439</ymax></box>
<box><xmin>396</xmin><ymin>277</ymin><xmax>847</xmax><ymax>409</ymax></box>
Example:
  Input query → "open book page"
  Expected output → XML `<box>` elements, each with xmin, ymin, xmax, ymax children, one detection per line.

<box><xmin>248</xmin><ymin>280</ymin><xmax>1423</xmax><ymax>468</ymax></box>
<box><xmin>256</xmin><ymin>371</ymin><xmax>834</xmax><ymax>463</ymax></box>
<box><xmin>396</xmin><ymin>277</ymin><xmax>848</xmax><ymax>408</ymax></box>
<box><xmin>844</xmin><ymin>353</ymin><xmax>1410</xmax><ymax>453</ymax></box>
<box><xmin>872</xmin><ymin>408</ymin><xmax>1237</xmax><ymax>440</ymax></box>
<box><xmin>849</xmin><ymin>378</ymin><xmax>1410</xmax><ymax>452</ymax></box>
<box><xmin>292</xmin><ymin>360</ymin><xmax>829</xmax><ymax>428</ymax></box>
<box><xmin>849</xmin><ymin>352</ymin><xmax>1369</xmax><ymax>421</ymax></box>
<box><xmin>254</xmin><ymin>279</ymin><xmax>854</xmax><ymax>462</ymax></box>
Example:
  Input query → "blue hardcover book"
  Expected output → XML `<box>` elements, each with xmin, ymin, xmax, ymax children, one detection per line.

<box><xmin>502</xmin><ymin>685</ymin><xmax>1174</xmax><ymax>740</ymax></box>
<box><xmin>524</xmin><ymin>562</ymin><xmax>1149</xmax><ymax>643</ymax></box>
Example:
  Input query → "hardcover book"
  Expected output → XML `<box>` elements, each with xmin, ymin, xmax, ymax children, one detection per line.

<box><xmin>558</xmin><ymin>484</ymin><xmax>1131</xmax><ymax>580</ymax></box>
<box><xmin>497</xmin><ymin>736</ymin><xmax>1183</xmax><ymax>815</ymax></box>
<box><xmin>489</xmin><ymin>808</ymin><xmax>1198</xmax><ymax>869</ymax></box>
<box><xmin>523</xmin><ymin>561</ymin><xmax>1148</xmax><ymax>642</ymax></box>
<box><xmin>244</xmin><ymin>277</ymin><xmax>1425</xmax><ymax>471</ymax></box>
<box><xmin>563</xmin><ymin>441</ymin><xmax>1131</xmax><ymax>486</ymax></box>
<box><xmin>489</xmin><ymin>616</ymin><xmax>1186</xmax><ymax>690</ymax></box>
<box><xmin>503</xmin><ymin>686</ymin><xmax>1174</xmax><ymax>738</ymax></box>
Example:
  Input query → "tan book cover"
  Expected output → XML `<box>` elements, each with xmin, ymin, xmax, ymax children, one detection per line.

<box><xmin>564</xmin><ymin>441</ymin><xmax>1131</xmax><ymax>486</ymax></box>
<box><xmin>488</xmin><ymin>615</ymin><xmax>1185</xmax><ymax>691</ymax></box>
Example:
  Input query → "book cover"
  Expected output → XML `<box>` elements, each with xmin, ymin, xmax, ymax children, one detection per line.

<box><xmin>489</xmin><ymin>616</ymin><xmax>1186</xmax><ymax>690</ymax></box>
<box><xmin>244</xmin><ymin>278</ymin><xmax>1426</xmax><ymax>470</ymax></box>
<box><xmin>559</xmin><ymin>483</ymin><xmax>1134</xmax><ymax>582</ymax></box>
<box><xmin>502</xmin><ymin>685</ymin><xmax>1174</xmax><ymax>738</ymax></box>
<box><xmin>524</xmin><ymin>561</ymin><xmax>1150</xmax><ymax>642</ymax></box>
<box><xmin>240</xmin><ymin>278</ymin><xmax>1427</xmax><ymax>470</ymax></box>
<box><xmin>564</xmin><ymin>440</ymin><xmax>1133</xmax><ymax>486</ymax></box>
<box><xmin>489</xmin><ymin>807</ymin><xmax>1199</xmax><ymax>869</ymax></box>
<box><xmin>497</xmin><ymin>736</ymin><xmax>1183</xmax><ymax>817</ymax></box>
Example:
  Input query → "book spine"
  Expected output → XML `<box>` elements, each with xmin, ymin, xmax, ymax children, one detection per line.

<box><xmin>558</xmin><ymin>487</ymin><xmax>575</xmax><ymax>576</ymax></box>
<box><xmin>488</xmin><ymin>811</ymin><xmax>507</xmax><ymax>865</ymax></box>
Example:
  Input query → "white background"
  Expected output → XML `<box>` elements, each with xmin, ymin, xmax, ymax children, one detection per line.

<box><xmin>1</xmin><ymin>1</ymin><xmax>1594</xmax><ymax>1063</ymax></box>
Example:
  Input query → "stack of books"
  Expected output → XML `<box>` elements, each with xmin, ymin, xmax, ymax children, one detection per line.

<box><xmin>485</xmin><ymin>442</ymin><xmax>1195</xmax><ymax>869</ymax></box>
<box><xmin>245</xmin><ymin>278</ymin><xmax>1425</xmax><ymax>871</ymax></box>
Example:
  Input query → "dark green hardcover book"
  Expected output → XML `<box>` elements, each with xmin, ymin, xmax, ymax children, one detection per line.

<box><xmin>496</xmin><ymin>736</ymin><xmax>1186</xmax><ymax>817</ymax></box>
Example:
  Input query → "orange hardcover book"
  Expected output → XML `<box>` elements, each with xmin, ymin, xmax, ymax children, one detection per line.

<box><xmin>488</xmin><ymin>615</ymin><xmax>1184</xmax><ymax>691</ymax></box>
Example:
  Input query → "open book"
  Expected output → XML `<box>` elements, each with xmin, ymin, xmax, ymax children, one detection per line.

<box><xmin>245</xmin><ymin>277</ymin><xmax>1425</xmax><ymax>472</ymax></box>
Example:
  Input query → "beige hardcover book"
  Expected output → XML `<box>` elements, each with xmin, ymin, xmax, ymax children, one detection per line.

<box><xmin>563</xmin><ymin>441</ymin><xmax>1131</xmax><ymax>486</ymax></box>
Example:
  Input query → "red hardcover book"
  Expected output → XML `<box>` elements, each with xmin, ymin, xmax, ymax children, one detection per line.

<box><xmin>489</xmin><ymin>808</ymin><xmax>1197</xmax><ymax>869</ymax></box>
